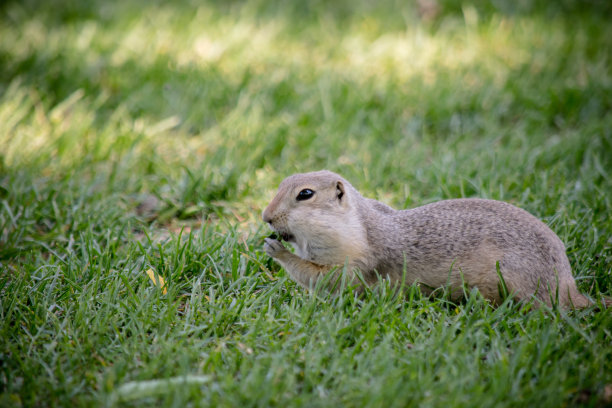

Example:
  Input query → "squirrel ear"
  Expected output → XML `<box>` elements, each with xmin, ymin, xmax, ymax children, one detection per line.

<box><xmin>336</xmin><ymin>181</ymin><xmax>345</xmax><ymax>201</ymax></box>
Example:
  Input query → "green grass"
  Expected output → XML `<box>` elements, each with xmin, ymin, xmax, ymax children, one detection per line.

<box><xmin>1</xmin><ymin>0</ymin><xmax>612</xmax><ymax>406</ymax></box>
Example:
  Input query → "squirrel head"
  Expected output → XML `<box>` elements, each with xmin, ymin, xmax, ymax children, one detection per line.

<box><xmin>262</xmin><ymin>170</ymin><xmax>367</xmax><ymax>265</ymax></box>
<box><xmin>262</xmin><ymin>170</ymin><xmax>349</xmax><ymax>237</ymax></box>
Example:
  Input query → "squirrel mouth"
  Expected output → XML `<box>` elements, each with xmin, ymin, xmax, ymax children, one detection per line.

<box><xmin>269</xmin><ymin>231</ymin><xmax>295</xmax><ymax>242</ymax></box>
<box><xmin>280</xmin><ymin>232</ymin><xmax>295</xmax><ymax>242</ymax></box>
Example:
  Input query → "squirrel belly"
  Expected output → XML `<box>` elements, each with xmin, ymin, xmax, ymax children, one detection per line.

<box><xmin>262</xmin><ymin>170</ymin><xmax>596</xmax><ymax>309</ymax></box>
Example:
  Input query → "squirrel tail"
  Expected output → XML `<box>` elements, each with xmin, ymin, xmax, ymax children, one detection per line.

<box><xmin>574</xmin><ymin>292</ymin><xmax>612</xmax><ymax>310</ymax></box>
<box><xmin>565</xmin><ymin>285</ymin><xmax>611</xmax><ymax>310</ymax></box>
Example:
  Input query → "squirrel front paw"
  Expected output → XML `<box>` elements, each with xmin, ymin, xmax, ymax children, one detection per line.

<box><xmin>264</xmin><ymin>238</ymin><xmax>288</xmax><ymax>259</ymax></box>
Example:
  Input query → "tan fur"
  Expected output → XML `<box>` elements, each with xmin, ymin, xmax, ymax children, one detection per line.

<box><xmin>263</xmin><ymin>170</ymin><xmax>601</xmax><ymax>309</ymax></box>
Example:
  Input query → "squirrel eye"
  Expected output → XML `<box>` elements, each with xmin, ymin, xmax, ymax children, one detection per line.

<box><xmin>296</xmin><ymin>189</ymin><xmax>315</xmax><ymax>201</ymax></box>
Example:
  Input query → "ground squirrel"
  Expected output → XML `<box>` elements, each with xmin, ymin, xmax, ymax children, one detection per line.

<box><xmin>263</xmin><ymin>170</ymin><xmax>607</xmax><ymax>309</ymax></box>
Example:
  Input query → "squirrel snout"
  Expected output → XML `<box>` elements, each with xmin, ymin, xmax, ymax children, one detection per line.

<box><xmin>262</xmin><ymin>209</ymin><xmax>272</xmax><ymax>224</ymax></box>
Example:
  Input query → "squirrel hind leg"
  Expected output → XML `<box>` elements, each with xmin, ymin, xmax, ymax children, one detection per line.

<box><xmin>554</xmin><ymin>281</ymin><xmax>595</xmax><ymax>309</ymax></box>
<box><xmin>564</xmin><ymin>290</ymin><xmax>592</xmax><ymax>309</ymax></box>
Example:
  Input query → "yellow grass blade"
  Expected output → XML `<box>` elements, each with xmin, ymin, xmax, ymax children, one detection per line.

<box><xmin>146</xmin><ymin>268</ymin><xmax>167</xmax><ymax>295</ymax></box>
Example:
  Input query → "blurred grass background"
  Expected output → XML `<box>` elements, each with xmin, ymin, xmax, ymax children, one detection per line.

<box><xmin>1</xmin><ymin>0</ymin><xmax>611</xmax><ymax>406</ymax></box>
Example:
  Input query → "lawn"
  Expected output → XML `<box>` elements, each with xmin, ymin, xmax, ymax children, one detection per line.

<box><xmin>1</xmin><ymin>0</ymin><xmax>611</xmax><ymax>406</ymax></box>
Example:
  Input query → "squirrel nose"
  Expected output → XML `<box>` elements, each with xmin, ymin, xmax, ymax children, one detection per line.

<box><xmin>262</xmin><ymin>209</ymin><xmax>272</xmax><ymax>224</ymax></box>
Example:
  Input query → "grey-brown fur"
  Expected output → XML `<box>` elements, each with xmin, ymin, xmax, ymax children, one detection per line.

<box><xmin>263</xmin><ymin>170</ymin><xmax>597</xmax><ymax>308</ymax></box>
